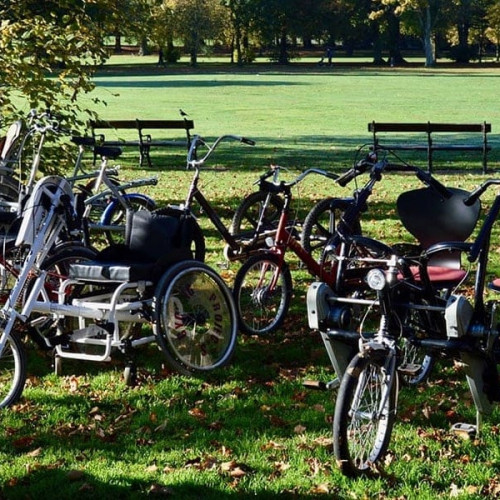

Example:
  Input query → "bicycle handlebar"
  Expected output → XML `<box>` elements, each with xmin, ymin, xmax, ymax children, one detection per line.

<box><xmin>258</xmin><ymin>167</ymin><xmax>338</xmax><ymax>194</ymax></box>
<box><xmin>187</xmin><ymin>134</ymin><xmax>255</xmax><ymax>168</ymax></box>
<box><xmin>462</xmin><ymin>179</ymin><xmax>500</xmax><ymax>206</ymax></box>
<box><xmin>337</xmin><ymin>152</ymin><xmax>453</xmax><ymax>200</ymax></box>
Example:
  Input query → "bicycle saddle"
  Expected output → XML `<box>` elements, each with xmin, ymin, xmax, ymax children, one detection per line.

<box><xmin>397</xmin><ymin>187</ymin><xmax>480</xmax><ymax>248</ymax></box>
<box><xmin>397</xmin><ymin>186</ymin><xmax>481</xmax><ymax>286</ymax></box>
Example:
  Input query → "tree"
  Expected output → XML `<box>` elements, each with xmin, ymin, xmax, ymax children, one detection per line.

<box><xmin>0</xmin><ymin>0</ymin><xmax>108</xmax><ymax>170</ymax></box>
<box><xmin>380</xmin><ymin>0</ymin><xmax>446</xmax><ymax>67</ymax></box>
<box><xmin>164</xmin><ymin>0</ymin><xmax>225</xmax><ymax>66</ymax></box>
<box><xmin>486</xmin><ymin>0</ymin><xmax>500</xmax><ymax>60</ymax></box>
<box><xmin>221</xmin><ymin>0</ymin><xmax>256</xmax><ymax>64</ymax></box>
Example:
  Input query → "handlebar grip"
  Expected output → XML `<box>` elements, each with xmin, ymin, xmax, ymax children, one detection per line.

<box><xmin>463</xmin><ymin>186</ymin><xmax>485</xmax><ymax>206</ymax></box>
<box><xmin>416</xmin><ymin>170</ymin><xmax>452</xmax><ymax>199</ymax></box>
<box><xmin>336</xmin><ymin>168</ymin><xmax>357</xmax><ymax>187</ymax></box>
<box><xmin>241</xmin><ymin>137</ymin><xmax>256</xmax><ymax>146</ymax></box>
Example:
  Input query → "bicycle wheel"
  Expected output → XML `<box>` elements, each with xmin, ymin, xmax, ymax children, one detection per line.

<box><xmin>23</xmin><ymin>245</ymin><xmax>97</xmax><ymax>340</ymax></box>
<box><xmin>0</xmin><ymin>332</ymin><xmax>26</xmax><ymax>408</ymax></box>
<box><xmin>153</xmin><ymin>260</ymin><xmax>237</xmax><ymax>376</ymax></box>
<box><xmin>232</xmin><ymin>253</ymin><xmax>292</xmax><ymax>335</ymax></box>
<box><xmin>301</xmin><ymin>198</ymin><xmax>361</xmax><ymax>263</ymax></box>
<box><xmin>230</xmin><ymin>191</ymin><xmax>283</xmax><ymax>240</ymax></box>
<box><xmin>100</xmin><ymin>194</ymin><xmax>156</xmax><ymax>244</ymax></box>
<box><xmin>333</xmin><ymin>351</ymin><xmax>397</xmax><ymax>476</ymax></box>
<box><xmin>153</xmin><ymin>207</ymin><xmax>206</xmax><ymax>262</ymax></box>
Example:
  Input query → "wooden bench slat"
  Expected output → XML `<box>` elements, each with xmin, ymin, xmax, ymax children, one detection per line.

<box><xmin>368</xmin><ymin>120</ymin><xmax>491</xmax><ymax>173</ymax></box>
<box><xmin>89</xmin><ymin>118</ymin><xmax>194</xmax><ymax>168</ymax></box>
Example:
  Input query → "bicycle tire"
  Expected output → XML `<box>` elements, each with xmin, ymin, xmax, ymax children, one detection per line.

<box><xmin>232</xmin><ymin>253</ymin><xmax>292</xmax><ymax>335</ymax></box>
<box><xmin>153</xmin><ymin>206</ymin><xmax>206</xmax><ymax>262</ymax></box>
<box><xmin>301</xmin><ymin>198</ymin><xmax>361</xmax><ymax>263</ymax></box>
<box><xmin>0</xmin><ymin>332</ymin><xmax>26</xmax><ymax>408</ymax></box>
<box><xmin>0</xmin><ymin>175</ymin><xmax>20</xmax><ymax>202</ymax></box>
<box><xmin>153</xmin><ymin>260</ymin><xmax>237</xmax><ymax>376</ymax></box>
<box><xmin>333</xmin><ymin>350</ymin><xmax>397</xmax><ymax>476</ymax></box>
<box><xmin>230</xmin><ymin>191</ymin><xmax>284</xmax><ymax>240</ymax></box>
<box><xmin>100</xmin><ymin>194</ymin><xmax>157</xmax><ymax>244</ymax></box>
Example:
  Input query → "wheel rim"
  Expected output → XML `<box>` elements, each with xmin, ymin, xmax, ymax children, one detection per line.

<box><xmin>346</xmin><ymin>362</ymin><xmax>393</xmax><ymax>470</ymax></box>
<box><xmin>160</xmin><ymin>268</ymin><xmax>234</xmax><ymax>370</ymax></box>
<box><xmin>237</xmin><ymin>259</ymin><xmax>287</xmax><ymax>333</ymax></box>
<box><xmin>0</xmin><ymin>336</ymin><xmax>23</xmax><ymax>408</ymax></box>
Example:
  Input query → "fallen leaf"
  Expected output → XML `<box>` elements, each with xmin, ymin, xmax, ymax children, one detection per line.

<box><xmin>67</xmin><ymin>470</ymin><xmax>85</xmax><ymax>481</ymax></box>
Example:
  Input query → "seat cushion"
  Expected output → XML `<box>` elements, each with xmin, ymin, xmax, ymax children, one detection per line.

<box><xmin>489</xmin><ymin>279</ymin><xmax>500</xmax><ymax>292</ymax></box>
<box><xmin>399</xmin><ymin>265</ymin><xmax>467</xmax><ymax>286</ymax></box>
<box><xmin>69</xmin><ymin>260</ymin><xmax>157</xmax><ymax>282</ymax></box>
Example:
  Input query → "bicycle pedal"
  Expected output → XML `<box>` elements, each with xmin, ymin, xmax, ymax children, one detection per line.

<box><xmin>398</xmin><ymin>363</ymin><xmax>421</xmax><ymax>376</ymax></box>
<box><xmin>451</xmin><ymin>422</ymin><xmax>477</xmax><ymax>439</ymax></box>
<box><xmin>302</xmin><ymin>379</ymin><xmax>340</xmax><ymax>391</ymax></box>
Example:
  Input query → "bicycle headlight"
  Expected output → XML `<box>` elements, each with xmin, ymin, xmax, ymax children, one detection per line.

<box><xmin>366</xmin><ymin>268</ymin><xmax>386</xmax><ymax>291</ymax></box>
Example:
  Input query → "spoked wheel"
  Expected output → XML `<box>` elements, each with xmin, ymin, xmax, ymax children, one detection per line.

<box><xmin>226</xmin><ymin>191</ymin><xmax>284</xmax><ymax>261</ymax></box>
<box><xmin>23</xmin><ymin>244</ymin><xmax>98</xmax><ymax>351</ymax></box>
<box><xmin>0</xmin><ymin>332</ymin><xmax>26</xmax><ymax>408</ymax></box>
<box><xmin>230</xmin><ymin>191</ymin><xmax>283</xmax><ymax>240</ymax></box>
<box><xmin>301</xmin><ymin>198</ymin><xmax>361</xmax><ymax>263</ymax></box>
<box><xmin>333</xmin><ymin>351</ymin><xmax>397</xmax><ymax>477</ymax></box>
<box><xmin>153</xmin><ymin>260</ymin><xmax>237</xmax><ymax>376</ymax></box>
<box><xmin>232</xmin><ymin>253</ymin><xmax>292</xmax><ymax>335</ymax></box>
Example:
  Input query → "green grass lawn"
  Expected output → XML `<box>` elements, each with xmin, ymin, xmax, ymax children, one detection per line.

<box><xmin>2</xmin><ymin>61</ymin><xmax>500</xmax><ymax>499</ymax></box>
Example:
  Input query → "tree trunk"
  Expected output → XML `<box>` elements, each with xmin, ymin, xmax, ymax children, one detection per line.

<box><xmin>278</xmin><ymin>27</ymin><xmax>288</xmax><ymax>64</ymax></box>
<box><xmin>114</xmin><ymin>33</ymin><xmax>122</xmax><ymax>54</ymax></box>
<box><xmin>423</xmin><ymin>7</ymin><xmax>435</xmax><ymax>67</ymax></box>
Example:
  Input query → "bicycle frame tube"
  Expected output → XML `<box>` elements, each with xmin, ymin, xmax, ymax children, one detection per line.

<box><xmin>190</xmin><ymin>185</ymin><xmax>240</xmax><ymax>250</ymax></box>
<box><xmin>470</xmin><ymin>195</ymin><xmax>500</xmax><ymax>315</ymax></box>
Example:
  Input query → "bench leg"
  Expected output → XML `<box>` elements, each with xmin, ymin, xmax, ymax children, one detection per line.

<box><xmin>139</xmin><ymin>144</ymin><xmax>152</xmax><ymax>168</ymax></box>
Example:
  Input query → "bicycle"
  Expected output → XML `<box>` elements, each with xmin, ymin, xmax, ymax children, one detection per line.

<box><xmin>0</xmin><ymin>167</ymin><xmax>238</xmax><ymax>407</ymax></box>
<box><xmin>306</xmin><ymin>170</ymin><xmax>491</xmax><ymax>476</ymax></box>
<box><xmin>233</xmin><ymin>150</ymin><xmax>456</xmax><ymax>336</ymax></box>
<box><xmin>69</xmin><ymin>138</ymin><xmax>158</xmax><ymax>245</ymax></box>
<box><xmin>157</xmin><ymin>134</ymin><xmax>294</xmax><ymax>263</ymax></box>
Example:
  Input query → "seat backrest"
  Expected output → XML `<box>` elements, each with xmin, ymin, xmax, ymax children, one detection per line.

<box><xmin>127</xmin><ymin>210</ymin><xmax>193</xmax><ymax>265</ymax></box>
<box><xmin>396</xmin><ymin>187</ymin><xmax>480</xmax><ymax>249</ymax></box>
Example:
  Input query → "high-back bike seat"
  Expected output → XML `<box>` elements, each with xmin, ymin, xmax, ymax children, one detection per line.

<box><xmin>396</xmin><ymin>187</ymin><xmax>481</xmax><ymax>286</ymax></box>
<box><xmin>69</xmin><ymin>210</ymin><xmax>197</xmax><ymax>283</ymax></box>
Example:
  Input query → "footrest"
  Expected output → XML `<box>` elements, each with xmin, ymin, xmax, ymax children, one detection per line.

<box><xmin>398</xmin><ymin>363</ymin><xmax>422</xmax><ymax>376</ymax></box>
<box><xmin>451</xmin><ymin>422</ymin><xmax>477</xmax><ymax>439</ymax></box>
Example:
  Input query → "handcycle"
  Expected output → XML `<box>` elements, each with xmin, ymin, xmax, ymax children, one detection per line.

<box><xmin>305</xmin><ymin>166</ymin><xmax>492</xmax><ymax>476</ymax></box>
<box><xmin>0</xmin><ymin>166</ymin><xmax>238</xmax><ymax>407</ymax></box>
<box><xmin>233</xmin><ymin>149</ymin><xmax>461</xmax><ymax>337</ymax></box>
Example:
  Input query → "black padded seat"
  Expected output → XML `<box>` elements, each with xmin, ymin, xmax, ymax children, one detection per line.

<box><xmin>69</xmin><ymin>260</ymin><xmax>157</xmax><ymax>282</ymax></box>
<box><xmin>69</xmin><ymin>210</ymin><xmax>194</xmax><ymax>283</ymax></box>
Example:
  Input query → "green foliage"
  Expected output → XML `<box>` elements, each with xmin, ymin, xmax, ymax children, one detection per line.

<box><xmin>0</xmin><ymin>1</ymin><xmax>108</xmax><ymax>171</ymax></box>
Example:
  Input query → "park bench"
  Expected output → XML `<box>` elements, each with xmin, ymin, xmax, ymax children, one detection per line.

<box><xmin>368</xmin><ymin>121</ymin><xmax>492</xmax><ymax>173</ymax></box>
<box><xmin>89</xmin><ymin>118</ymin><xmax>195</xmax><ymax>168</ymax></box>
